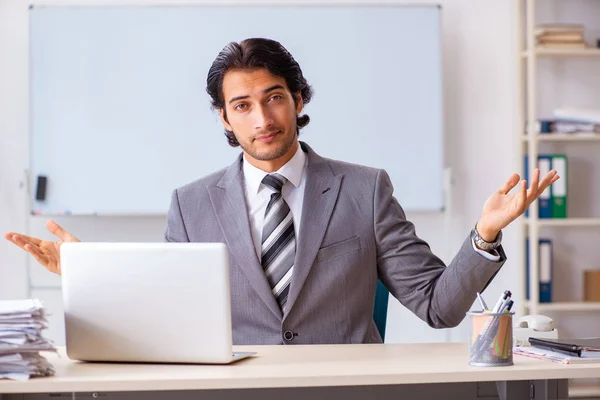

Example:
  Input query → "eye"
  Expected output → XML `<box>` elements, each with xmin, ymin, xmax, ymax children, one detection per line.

<box><xmin>234</xmin><ymin>103</ymin><xmax>248</xmax><ymax>111</ymax></box>
<box><xmin>269</xmin><ymin>94</ymin><xmax>283</xmax><ymax>102</ymax></box>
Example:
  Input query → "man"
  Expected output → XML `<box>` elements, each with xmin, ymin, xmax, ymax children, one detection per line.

<box><xmin>5</xmin><ymin>38</ymin><xmax>558</xmax><ymax>345</ymax></box>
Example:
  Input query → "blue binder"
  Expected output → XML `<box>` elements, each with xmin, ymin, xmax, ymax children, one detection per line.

<box><xmin>524</xmin><ymin>155</ymin><xmax>553</xmax><ymax>218</ymax></box>
<box><xmin>525</xmin><ymin>238</ymin><xmax>553</xmax><ymax>303</ymax></box>
<box><xmin>537</xmin><ymin>155</ymin><xmax>553</xmax><ymax>219</ymax></box>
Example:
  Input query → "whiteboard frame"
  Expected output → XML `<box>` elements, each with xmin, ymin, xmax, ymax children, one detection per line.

<box><xmin>28</xmin><ymin>2</ymin><xmax>447</xmax><ymax>216</ymax></box>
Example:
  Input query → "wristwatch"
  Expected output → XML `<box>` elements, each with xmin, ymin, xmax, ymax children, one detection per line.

<box><xmin>471</xmin><ymin>224</ymin><xmax>502</xmax><ymax>251</ymax></box>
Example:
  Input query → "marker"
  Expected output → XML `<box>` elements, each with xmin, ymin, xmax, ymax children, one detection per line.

<box><xmin>497</xmin><ymin>293</ymin><xmax>513</xmax><ymax>314</ymax></box>
<box><xmin>492</xmin><ymin>290</ymin><xmax>512</xmax><ymax>313</ymax></box>
<box><xmin>502</xmin><ymin>300</ymin><xmax>514</xmax><ymax>313</ymax></box>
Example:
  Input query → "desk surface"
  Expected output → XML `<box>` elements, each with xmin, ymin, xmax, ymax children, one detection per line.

<box><xmin>1</xmin><ymin>343</ymin><xmax>600</xmax><ymax>393</ymax></box>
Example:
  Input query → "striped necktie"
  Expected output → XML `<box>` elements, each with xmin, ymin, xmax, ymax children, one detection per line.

<box><xmin>261</xmin><ymin>173</ymin><xmax>295</xmax><ymax>312</ymax></box>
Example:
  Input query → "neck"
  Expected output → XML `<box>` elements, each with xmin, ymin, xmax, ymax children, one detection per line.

<box><xmin>245</xmin><ymin>140</ymin><xmax>299</xmax><ymax>173</ymax></box>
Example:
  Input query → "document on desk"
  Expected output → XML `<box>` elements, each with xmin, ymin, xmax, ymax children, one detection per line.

<box><xmin>0</xmin><ymin>299</ymin><xmax>56</xmax><ymax>381</ymax></box>
<box><xmin>514</xmin><ymin>346</ymin><xmax>600</xmax><ymax>364</ymax></box>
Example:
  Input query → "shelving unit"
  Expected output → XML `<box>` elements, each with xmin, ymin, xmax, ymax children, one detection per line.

<box><xmin>524</xmin><ymin>218</ymin><xmax>600</xmax><ymax>227</ymax></box>
<box><xmin>529</xmin><ymin>301</ymin><xmax>600</xmax><ymax>312</ymax></box>
<box><xmin>517</xmin><ymin>1</ymin><xmax>600</xmax><ymax>397</ymax></box>
<box><xmin>517</xmin><ymin>0</ymin><xmax>600</xmax><ymax>315</ymax></box>
<box><xmin>521</xmin><ymin>48</ymin><xmax>600</xmax><ymax>57</ymax></box>
<box><xmin>522</xmin><ymin>134</ymin><xmax>600</xmax><ymax>142</ymax></box>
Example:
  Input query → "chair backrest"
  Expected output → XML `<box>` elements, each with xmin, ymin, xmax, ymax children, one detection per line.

<box><xmin>373</xmin><ymin>280</ymin><xmax>390</xmax><ymax>342</ymax></box>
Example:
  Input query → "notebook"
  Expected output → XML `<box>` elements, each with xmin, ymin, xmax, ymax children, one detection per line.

<box><xmin>528</xmin><ymin>337</ymin><xmax>600</xmax><ymax>358</ymax></box>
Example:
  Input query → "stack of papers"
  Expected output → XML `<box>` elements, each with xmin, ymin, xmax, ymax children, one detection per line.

<box><xmin>514</xmin><ymin>346</ymin><xmax>600</xmax><ymax>365</ymax></box>
<box><xmin>554</xmin><ymin>108</ymin><xmax>600</xmax><ymax>125</ymax></box>
<box><xmin>0</xmin><ymin>299</ymin><xmax>56</xmax><ymax>381</ymax></box>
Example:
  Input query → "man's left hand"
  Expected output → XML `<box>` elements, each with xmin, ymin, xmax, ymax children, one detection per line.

<box><xmin>476</xmin><ymin>168</ymin><xmax>560</xmax><ymax>242</ymax></box>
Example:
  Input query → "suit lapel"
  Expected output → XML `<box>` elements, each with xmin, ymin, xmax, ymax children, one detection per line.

<box><xmin>284</xmin><ymin>143</ymin><xmax>343</xmax><ymax>318</ymax></box>
<box><xmin>207</xmin><ymin>156</ymin><xmax>282</xmax><ymax>320</ymax></box>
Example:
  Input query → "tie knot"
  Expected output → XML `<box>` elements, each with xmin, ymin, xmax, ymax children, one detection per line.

<box><xmin>262</xmin><ymin>173</ymin><xmax>287</xmax><ymax>194</ymax></box>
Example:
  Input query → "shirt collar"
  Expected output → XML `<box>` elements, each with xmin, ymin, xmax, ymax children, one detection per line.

<box><xmin>243</xmin><ymin>144</ymin><xmax>306</xmax><ymax>194</ymax></box>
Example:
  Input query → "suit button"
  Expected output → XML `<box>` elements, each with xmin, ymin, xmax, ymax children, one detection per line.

<box><xmin>283</xmin><ymin>330</ymin><xmax>294</xmax><ymax>341</ymax></box>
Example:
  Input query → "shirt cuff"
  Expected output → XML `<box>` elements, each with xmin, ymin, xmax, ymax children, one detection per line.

<box><xmin>471</xmin><ymin>238</ymin><xmax>501</xmax><ymax>261</ymax></box>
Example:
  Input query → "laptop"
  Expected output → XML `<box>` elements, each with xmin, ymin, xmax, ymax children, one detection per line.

<box><xmin>60</xmin><ymin>242</ymin><xmax>255</xmax><ymax>364</ymax></box>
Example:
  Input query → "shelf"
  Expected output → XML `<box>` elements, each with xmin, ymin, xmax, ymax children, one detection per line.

<box><xmin>522</xmin><ymin>133</ymin><xmax>600</xmax><ymax>142</ymax></box>
<box><xmin>521</xmin><ymin>48</ymin><xmax>600</xmax><ymax>57</ymax></box>
<box><xmin>570</xmin><ymin>380</ymin><xmax>600</xmax><ymax>398</ymax></box>
<box><xmin>524</xmin><ymin>218</ymin><xmax>600</xmax><ymax>227</ymax></box>
<box><xmin>526</xmin><ymin>302</ymin><xmax>600</xmax><ymax>312</ymax></box>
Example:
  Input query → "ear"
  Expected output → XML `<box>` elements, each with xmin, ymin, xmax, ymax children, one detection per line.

<box><xmin>219</xmin><ymin>108</ymin><xmax>233</xmax><ymax>132</ymax></box>
<box><xmin>295</xmin><ymin>92</ymin><xmax>304</xmax><ymax>115</ymax></box>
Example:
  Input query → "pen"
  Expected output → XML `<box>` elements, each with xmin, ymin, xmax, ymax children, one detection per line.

<box><xmin>492</xmin><ymin>290</ymin><xmax>512</xmax><ymax>313</ymax></box>
<box><xmin>502</xmin><ymin>300</ymin><xmax>514</xmax><ymax>313</ymax></box>
<box><xmin>476</xmin><ymin>292</ymin><xmax>488</xmax><ymax>311</ymax></box>
<box><xmin>497</xmin><ymin>296</ymin><xmax>511</xmax><ymax>314</ymax></box>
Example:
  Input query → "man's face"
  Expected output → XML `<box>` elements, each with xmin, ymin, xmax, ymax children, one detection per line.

<box><xmin>220</xmin><ymin>68</ymin><xmax>302</xmax><ymax>166</ymax></box>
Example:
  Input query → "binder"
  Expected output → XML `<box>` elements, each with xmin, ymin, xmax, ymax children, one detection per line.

<box><xmin>551</xmin><ymin>154</ymin><xmax>567</xmax><ymax>218</ymax></box>
<box><xmin>525</xmin><ymin>238</ymin><xmax>530</xmax><ymax>299</ymax></box>
<box><xmin>537</xmin><ymin>155</ymin><xmax>552</xmax><ymax>218</ymax></box>
<box><xmin>539</xmin><ymin>239</ymin><xmax>552</xmax><ymax>303</ymax></box>
<box><xmin>525</xmin><ymin>119</ymin><xmax>553</xmax><ymax>134</ymax></box>
<box><xmin>525</xmin><ymin>238</ymin><xmax>553</xmax><ymax>303</ymax></box>
<box><xmin>524</xmin><ymin>155</ymin><xmax>529</xmax><ymax>217</ymax></box>
<box><xmin>529</xmin><ymin>337</ymin><xmax>600</xmax><ymax>358</ymax></box>
<box><xmin>523</xmin><ymin>154</ymin><xmax>553</xmax><ymax>218</ymax></box>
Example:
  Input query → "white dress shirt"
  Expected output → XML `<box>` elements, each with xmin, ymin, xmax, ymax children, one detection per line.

<box><xmin>241</xmin><ymin>145</ymin><xmax>498</xmax><ymax>262</ymax></box>
<box><xmin>242</xmin><ymin>145</ymin><xmax>307</xmax><ymax>259</ymax></box>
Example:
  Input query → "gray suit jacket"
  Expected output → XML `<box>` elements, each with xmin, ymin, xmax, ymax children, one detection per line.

<box><xmin>165</xmin><ymin>142</ymin><xmax>506</xmax><ymax>345</ymax></box>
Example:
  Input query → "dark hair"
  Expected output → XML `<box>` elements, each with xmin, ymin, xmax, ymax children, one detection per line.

<box><xmin>206</xmin><ymin>38</ymin><xmax>314</xmax><ymax>147</ymax></box>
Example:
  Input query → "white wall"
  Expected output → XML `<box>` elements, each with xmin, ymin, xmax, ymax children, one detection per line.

<box><xmin>0</xmin><ymin>0</ymin><xmax>522</xmax><ymax>346</ymax></box>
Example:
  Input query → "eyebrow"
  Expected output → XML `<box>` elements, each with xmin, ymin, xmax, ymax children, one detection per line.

<box><xmin>228</xmin><ymin>84</ymin><xmax>286</xmax><ymax>105</ymax></box>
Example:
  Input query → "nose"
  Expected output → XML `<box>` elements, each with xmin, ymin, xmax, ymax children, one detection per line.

<box><xmin>254</xmin><ymin>105</ymin><xmax>274</xmax><ymax>131</ymax></box>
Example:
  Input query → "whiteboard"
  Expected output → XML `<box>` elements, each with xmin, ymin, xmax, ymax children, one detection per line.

<box><xmin>29</xmin><ymin>5</ymin><xmax>444</xmax><ymax>215</ymax></box>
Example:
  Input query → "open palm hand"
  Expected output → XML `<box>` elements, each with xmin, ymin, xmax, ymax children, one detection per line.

<box><xmin>4</xmin><ymin>220</ymin><xmax>79</xmax><ymax>275</ymax></box>
<box><xmin>476</xmin><ymin>169</ymin><xmax>560</xmax><ymax>241</ymax></box>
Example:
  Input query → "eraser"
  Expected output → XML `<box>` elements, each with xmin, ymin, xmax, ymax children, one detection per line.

<box><xmin>35</xmin><ymin>175</ymin><xmax>47</xmax><ymax>201</ymax></box>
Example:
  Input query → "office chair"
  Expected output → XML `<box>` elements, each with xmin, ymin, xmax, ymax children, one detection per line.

<box><xmin>373</xmin><ymin>280</ymin><xmax>389</xmax><ymax>342</ymax></box>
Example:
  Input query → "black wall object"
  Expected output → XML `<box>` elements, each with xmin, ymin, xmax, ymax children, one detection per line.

<box><xmin>35</xmin><ymin>175</ymin><xmax>47</xmax><ymax>201</ymax></box>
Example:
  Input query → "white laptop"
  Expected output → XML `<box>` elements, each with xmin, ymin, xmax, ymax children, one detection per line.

<box><xmin>60</xmin><ymin>242</ymin><xmax>255</xmax><ymax>364</ymax></box>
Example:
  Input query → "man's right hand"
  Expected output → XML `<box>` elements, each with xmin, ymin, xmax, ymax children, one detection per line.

<box><xmin>4</xmin><ymin>220</ymin><xmax>80</xmax><ymax>275</ymax></box>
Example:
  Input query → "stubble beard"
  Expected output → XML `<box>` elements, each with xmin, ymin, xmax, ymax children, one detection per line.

<box><xmin>241</xmin><ymin>129</ymin><xmax>297</xmax><ymax>161</ymax></box>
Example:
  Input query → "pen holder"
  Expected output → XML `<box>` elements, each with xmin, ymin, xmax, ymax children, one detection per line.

<box><xmin>467</xmin><ymin>311</ymin><xmax>514</xmax><ymax>367</ymax></box>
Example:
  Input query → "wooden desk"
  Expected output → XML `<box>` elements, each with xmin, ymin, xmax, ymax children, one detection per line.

<box><xmin>1</xmin><ymin>343</ymin><xmax>598</xmax><ymax>399</ymax></box>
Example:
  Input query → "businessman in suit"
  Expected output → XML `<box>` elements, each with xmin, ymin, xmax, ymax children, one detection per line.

<box><xmin>5</xmin><ymin>38</ymin><xmax>559</xmax><ymax>345</ymax></box>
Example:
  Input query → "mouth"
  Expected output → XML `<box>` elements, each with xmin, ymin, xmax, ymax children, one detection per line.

<box><xmin>254</xmin><ymin>130</ymin><xmax>281</xmax><ymax>143</ymax></box>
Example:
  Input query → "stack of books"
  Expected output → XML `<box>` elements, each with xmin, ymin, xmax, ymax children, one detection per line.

<box><xmin>0</xmin><ymin>299</ymin><xmax>56</xmax><ymax>381</ymax></box>
<box><xmin>535</xmin><ymin>24</ymin><xmax>587</xmax><ymax>50</ymax></box>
